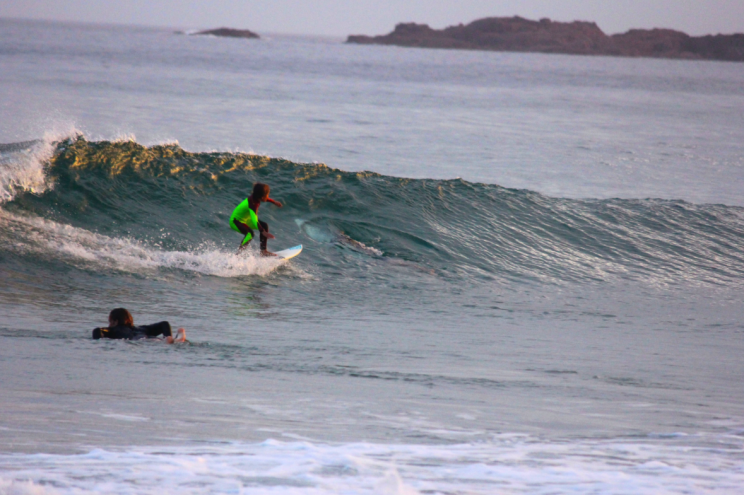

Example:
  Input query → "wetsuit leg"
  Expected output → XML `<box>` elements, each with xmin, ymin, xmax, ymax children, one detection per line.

<box><xmin>258</xmin><ymin>220</ymin><xmax>269</xmax><ymax>251</ymax></box>
<box><xmin>233</xmin><ymin>218</ymin><xmax>254</xmax><ymax>246</ymax></box>
<box><xmin>139</xmin><ymin>321</ymin><xmax>172</xmax><ymax>338</ymax></box>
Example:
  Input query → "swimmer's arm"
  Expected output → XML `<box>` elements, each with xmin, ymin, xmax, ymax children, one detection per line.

<box><xmin>267</xmin><ymin>197</ymin><xmax>283</xmax><ymax>207</ymax></box>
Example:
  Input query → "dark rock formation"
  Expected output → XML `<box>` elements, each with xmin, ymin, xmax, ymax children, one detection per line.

<box><xmin>347</xmin><ymin>16</ymin><xmax>744</xmax><ymax>62</ymax></box>
<box><xmin>193</xmin><ymin>28</ymin><xmax>259</xmax><ymax>39</ymax></box>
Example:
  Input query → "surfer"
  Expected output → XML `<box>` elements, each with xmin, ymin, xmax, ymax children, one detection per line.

<box><xmin>91</xmin><ymin>308</ymin><xmax>187</xmax><ymax>343</ymax></box>
<box><xmin>230</xmin><ymin>182</ymin><xmax>283</xmax><ymax>256</ymax></box>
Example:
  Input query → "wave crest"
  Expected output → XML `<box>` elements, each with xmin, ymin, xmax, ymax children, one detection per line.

<box><xmin>3</xmin><ymin>136</ymin><xmax>744</xmax><ymax>287</ymax></box>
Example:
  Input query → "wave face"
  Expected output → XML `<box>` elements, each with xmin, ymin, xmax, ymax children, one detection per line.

<box><xmin>3</xmin><ymin>136</ymin><xmax>744</xmax><ymax>286</ymax></box>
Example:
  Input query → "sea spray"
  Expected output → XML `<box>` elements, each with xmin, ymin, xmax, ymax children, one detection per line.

<box><xmin>0</xmin><ymin>126</ymin><xmax>85</xmax><ymax>203</ymax></box>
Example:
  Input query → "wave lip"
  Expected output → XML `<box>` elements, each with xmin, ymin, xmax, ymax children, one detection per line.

<box><xmin>0</xmin><ymin>139</ymin><xmax>53</xmax><ymax>204</ymax></box>
<box><xmin>0</xmin><ymin>128</ymin><xmax>83</xmax><ymax>204</ymax></box>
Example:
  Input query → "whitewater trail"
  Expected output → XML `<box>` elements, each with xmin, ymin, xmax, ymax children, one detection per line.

<box><xmin>0</xmin><ymin>209</ymin><xmax>293</xmax><ymax>278</ymax></box>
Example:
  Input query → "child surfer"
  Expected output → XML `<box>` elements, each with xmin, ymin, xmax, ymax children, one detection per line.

<box><xmin>230</xmin><ymin>182</ymin><xmax>283</xmax><ymax>255</ymax></box>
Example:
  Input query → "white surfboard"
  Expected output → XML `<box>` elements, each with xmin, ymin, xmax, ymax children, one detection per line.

<box><xmin>274</xmin><ymin>244</ymin><xmax>302</xmax><ymax>260</ymax></box>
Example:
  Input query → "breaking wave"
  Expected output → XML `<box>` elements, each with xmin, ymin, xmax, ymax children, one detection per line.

<box><xmin>2</xmin><ymin>136</ymin><xmax>743</xmax><ymax>285</ymax></box>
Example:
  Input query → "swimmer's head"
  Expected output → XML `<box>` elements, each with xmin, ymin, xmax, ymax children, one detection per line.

<box><xmin>252</xmin><ymin>182</ymin><xmax>270</xmax><ymax>201</ymax></box>
<box><xmin>109</xmin><ymin>308</ymin><xmax>133</xmax><ymax>327</ymax></box>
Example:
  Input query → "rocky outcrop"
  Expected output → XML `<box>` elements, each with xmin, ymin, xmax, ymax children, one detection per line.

<box><xmin>347</xmin><ymin>16</ymin><xmax>744</xmax><ymax>62</ymax></box>
<box><xmin>615</xmin><ymin>29</ymin><xmax>744</xmax><ymax>61</ymax></box>
<box><xmin>193</xmin><ymin>28</ymin><xmax>259</xmax><ymax>39</ymax></box>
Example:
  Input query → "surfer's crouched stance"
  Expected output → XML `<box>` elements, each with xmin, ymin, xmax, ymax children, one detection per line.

<box><xmin>92</xmin><ymin>308</ymin><xmax>186</xmax><ymax>343</ymax></box>
<box><xmin>230</xmin><ymin>182</ymin><xmax>283</xmax><ymax>256</ymax></box>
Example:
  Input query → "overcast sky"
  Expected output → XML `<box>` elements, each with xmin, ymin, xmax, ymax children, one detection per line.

<box><xmin>2</xmin><ymin>0</ymin><xmax>743</xmax><ymax>37</ymax></box>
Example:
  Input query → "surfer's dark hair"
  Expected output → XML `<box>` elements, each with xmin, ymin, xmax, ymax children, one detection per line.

<box><xmin>109</xmin><ymin>308</ymin><xmax>134</xmax><ymax>327</ymax></box>
<box><xmin>252</xmin><ymin>182</ymin><xmax>270</xmax><ymax>199</ymax></box>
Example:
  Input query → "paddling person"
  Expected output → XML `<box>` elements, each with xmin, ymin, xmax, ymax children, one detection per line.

<box><xmin>230</xmin><ymin>182</ymin><xmax>283</xmax><ymax>255</ymax></box>
<box><xmin>91</xmin><ymin>308</ymin><xmax>187</xmax><ymax>343</ymax></box>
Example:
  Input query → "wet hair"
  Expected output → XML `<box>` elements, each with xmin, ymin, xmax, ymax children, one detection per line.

<box><xmin>252</xmin><ymin>182</ymin><xmax>270</xmax><ymax>199</ymax></box>
<box><xmin>109</xmin><ymin>308</ymin><xmax>134</xmax><ymax>327</ymax></box>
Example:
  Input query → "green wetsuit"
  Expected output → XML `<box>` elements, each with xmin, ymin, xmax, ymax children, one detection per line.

<box><xmin>230</xmin><ymin>198</ymin><xmax>259</xmax><ymax>245</ymax></box>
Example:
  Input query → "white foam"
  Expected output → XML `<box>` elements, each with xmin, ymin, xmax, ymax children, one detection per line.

<box><xmin>0</xmin><ymin>435</ymin><xmax>741</xmax><ymax>494</ymax></box>
<box><xmin>0</xmin><ymin>210</ymin><xmax>294</xmax><ymax>278</ymax></box>
<box><xmin>0</xmin><ymin>126</ymin><xmax>82</xmax><ymax>204</ymax></box>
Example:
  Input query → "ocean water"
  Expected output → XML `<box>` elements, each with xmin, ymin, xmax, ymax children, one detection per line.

<box><xmin>1</xmin><ymin>18</ymin><xmax>744</xmax><ymax>494</ymax></box>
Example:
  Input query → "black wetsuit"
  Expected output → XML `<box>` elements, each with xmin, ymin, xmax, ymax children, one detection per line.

<box><xmin>92</xmin><ymin>321</ymin><xmax>172</xmax><ymax>340</ymax></box>
<box><xmin>256</xmin><ymin>219</ymin><xmax>269</xmax><ymax>250</ymax></box>
<box><xmin>252</xmin><ymin>196</ymin><xmax>277</xmax><ymax>250</ymax></box>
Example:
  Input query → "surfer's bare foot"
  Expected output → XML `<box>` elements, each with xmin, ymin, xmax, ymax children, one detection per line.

<box><xmin>260</xmin><ymin>250</ymin><xmax>277</xmax><ymax>257</ymax></box>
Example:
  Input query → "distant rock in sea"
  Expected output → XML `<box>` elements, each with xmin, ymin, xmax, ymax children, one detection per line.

<box><xmin>347</xmin><ymin>16</ymin><xmax>744</xmax><ymax>62</ymax></box>
<box><xmin>193</xmin><ymin>28</ymin><xmax>260</xmax><ymax>39</ymax></box>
